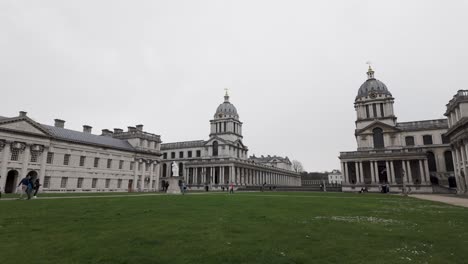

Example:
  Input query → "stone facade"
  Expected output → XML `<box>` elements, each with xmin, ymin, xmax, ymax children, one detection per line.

<box><xmin>444</xmin><ymin>90</ymin><xmax>468</xmax><ymax>194</ymax></box>
<box><xmin>160</xmin><ymin>92</ymin><xmax>301</xmax><ymax>190</ymax></box>
<box><xmin>339</xmin><ymin>67</ymin><xmax>454</xmax><ymax>193</ymax></box>
<box><xmin>0</xmin><ymin>112</ymin><xmax>162</xmax><ymax>193</ymax></box>
<box><xmin>328</xmin><ymin>170</ymin><xmax>343</xmax><ymax>184</ymax></box>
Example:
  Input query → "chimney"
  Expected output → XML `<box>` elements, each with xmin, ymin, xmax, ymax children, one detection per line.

<box><xmin>128</xmin><ymin>126</ymin><xmax>136</xmax><ymax>132</ymax></box>
<box><xmin>54</xmin><ymin>119</ymin><xmax>65</xmax><ymax>128</ymax></box>
<box><xmin>83</xmin><ymin>125</ymin><xmax>92</xmax><ymax>133</ymax></box>
<box><xmin>114</xmin><ymin>128</ymin><xmax>123</xmax><ymax>134</ymax></box>
<box><xmin>101</xmin><ymin>129</ymin><xmax>113</xmax><ymax>136</ymax></box>
<box><xmin>19</xmin><ymin>111</ymin><xmax>27</xmax><ymax>117</ymax></box>
<box><xmin>136</xmin><ymin>124</ymin><xmax>144</xmax><ymax>131</ymax></box>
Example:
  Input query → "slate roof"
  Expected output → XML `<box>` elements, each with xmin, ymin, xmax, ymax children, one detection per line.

<box><xmin>42</xmin><ymin>125</ymin><xmax>136</xmax><ymax>151</ymax></box>
<box><xmin>396</xmin><ymin>119</ymin><xmax>448</xmax><ymax>131</ymax></box>
<box><xmin>356</xmin><ymin>78</ymin><xmax>392</xmax><ymax>99</ymax></box>
<box><xmin>161</xmin><ymin>140</ymin><xmax>206</xmax><ymax>150</ymax></box>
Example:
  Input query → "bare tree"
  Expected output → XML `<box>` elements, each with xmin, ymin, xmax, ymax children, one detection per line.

<box><xmin>292</xmin><ymin>160</ymin><xmax>304</xmax><ymax>173</ymax></box>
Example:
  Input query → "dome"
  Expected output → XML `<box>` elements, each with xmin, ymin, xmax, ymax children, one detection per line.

<box><xmin>356</xmin><ymin>67</ymin><xmax>392</xmax><ymax>100</ymax></box>
<box><xmin>214</xmin><ymin>93</ymin><xmax>239</xmax><ymax>119</ymax></box>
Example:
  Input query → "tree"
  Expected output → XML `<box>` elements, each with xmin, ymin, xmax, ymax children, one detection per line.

<box><xmin>292</xmin><ymin>160</ymin><xmax>304</xmax><ymax>173</ymax></box>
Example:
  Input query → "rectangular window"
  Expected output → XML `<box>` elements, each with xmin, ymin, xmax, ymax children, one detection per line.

<box><xmin>130</xmin><ymin>162</ymin><xmax>134</xmax><ymax>171</ymax></box>
<box><xmin>10</xmin><ymin>149</ymin><xmax>20</xmax><ymax>161</ymax></box>
<box><xmin>171</xmin><ymin>152</ymin><xmax>175</xmax><ymax>159</ymax></box>
<box><xmin>105</xmin><ymin>179</ymin><xmax>110</xmax><ymax>188</ymax></box>
<box><xmin>188</xmin><ymin>151</ymin><xmax>192</xmax><ymax>158</ymax></box>
<box><xmin>46</xmin><ymin>152</ymin><xmax>54</xmax><ymax>164</ymax></box>
<box><xmin>44</xmin><ymin>176</ymin><xmax>51</xmax><ymax>188</ymax></box>
<box><xmin>380</xmin><ymin>103</ymin><xmax>385</xmax><ymax>117</ymax></box>
<box><xmin>196</xmin><ymin>150</ymin><xmax>201</xmax><ymax>157</ymax></box>
<box><xmin>107</xmin><ymin>159</ymin><xmax>112</xmax><ymax>169</ymax></box>
<box><xmin>94</xmin><ymin>157</ymin><xmax>99</xmax><ymax>168</ymax></box>
<box><xmin>163</xmin><ymin>153</ymin><xmax>167</xmax><ymax>159</ymax></box>
<box><xmin>92</xmin><ymin>178</ymin><xmax>98</xmax><ymax>188</ymax></box>
<box><xmin>405</xmin><ymin>136</ymin><xmax>415</xmax><ymax>146</ymax></box>
<box><xmin>224</xmin><ymin>122</ymin><xmax>227</xmax><ymax>132</ymax></box>
<box><xmin>119</xmin><ymin>160</ymin><xmax>124</xmax><ymax>169</ymax></box>
<box><xmin>60</xmin><ymin>177</ymin><xmax>68</xmax><ymax>188</ymax></box>
<box><xmin>138</xmin><ymin>163</ymin><xmax>142</xmax><ymax>171</ymax></box>
<box><xmin>30</xmin><ymin>151</ymin><xmax>39</xmax><ymax>163</ymax></box>
<box><xmin>77</xmin><ymin>178</ymin><xmax>83</xmax><ymax>188</ymax></box>
<box><xmin>442</xmin><ymin>135</ymin><xmax>450</xmax><ymax>144</ymax></box>
<box><xmin>80</xmin><ymin>156</ymin><xmax>86</xmax><ymax>166</ymax></box>
<box><xmin>179</xmin><ymin>151</ymin><xmax>184</xmax><ymax>158</ymax></box>
<box><xmin>63</xmin><ymin>154</ymin><xmax>70</xmax><ymax>165</ymax></box>
<box><xmin>372</xmin><ymin>103</ymin><xmax>377</xmax><ymax>118</ymax></box>
<box><xmin>365</xmin><ymin>105</ymin><xmax>370</xmax><ymax>119</ymax></box>
<box><xmin>423</xmin><ymin>135</ymin><xmax>433</xmax><ymax>145</ymax></box>
<box><xmin>117</xmin><ymin>179</ymin><xmax>122</xmax><ymax>188</ymax></box>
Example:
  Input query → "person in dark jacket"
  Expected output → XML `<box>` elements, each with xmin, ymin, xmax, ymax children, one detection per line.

<box><xmin>18</xmin><ymin>175</ymin><xmax>31</xmax><ymax>199</ymax></box>
<box><xmin>33</xmin><ymin>179</ymin><xmax>41</xmax><ymax>199</ymax></box>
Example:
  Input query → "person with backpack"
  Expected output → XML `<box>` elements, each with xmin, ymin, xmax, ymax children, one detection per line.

<box><xmin>17</xmin><ymin>175</ymin><xmax>31</xmax><ymax>200</ymax></box>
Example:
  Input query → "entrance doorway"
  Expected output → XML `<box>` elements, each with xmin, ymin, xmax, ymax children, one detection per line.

<box><xmin>5</xmin><ymin>170</ymin><xmax>19</xmax><ymax>193</ymax></box>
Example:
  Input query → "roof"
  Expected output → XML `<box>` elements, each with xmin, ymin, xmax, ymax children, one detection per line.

<box><xmin>356</xmin><ymin>78</ymin><xmax>391</xmax><ymax>99</ymax></box>
<box><xmin>42</xmin><ymin>125</ymin><xmax>136</xmax><ymax>151</ymax></box>
<box><xmin>396</xmin><ymin>119</ymin><xmax>448</xmax><ymax>131</ymax></box>
<box><xmin>249</xmin><ymin>155</ymin><xmax>291</xmax><ymax>164</ymax></box>
<box><xmin>161</xmin><ymin>140</ymin><xmax>206</xmax><ymax>150</ymax></box>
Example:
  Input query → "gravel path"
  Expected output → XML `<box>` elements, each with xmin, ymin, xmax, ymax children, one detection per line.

<box><xmin>410</xmin><ymin>194</ymin><xmax>468</xmax><ymax>208</ymax></box>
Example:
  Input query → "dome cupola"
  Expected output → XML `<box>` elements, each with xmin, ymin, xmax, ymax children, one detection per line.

<box><xmin>356</xmin><ymin>66</ymin><xmax>392</xmax><ymax>100</ymax></box>
<box><xmin>214</xmin><ymin>89</ymin><xmax>239</xmax><ymax>119</ymax></box>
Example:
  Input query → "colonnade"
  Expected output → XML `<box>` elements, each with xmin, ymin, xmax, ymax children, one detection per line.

<box><xmin>340</xmin><ymin>159</ymin><xmax>430</xmax><ymax>185</ymax></box>
<box><xmin>452</xmin><ymin>143</ymin><xmax>468</xmax><ymax>193</ymax></box>
<box><xmin>133</xmin><ymin>159</ymin><xmax>161</xmax><ymax>191</ymax></box>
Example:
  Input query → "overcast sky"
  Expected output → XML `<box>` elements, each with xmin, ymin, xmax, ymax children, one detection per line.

<box><xmin>1</xmin><ymin>1</ymin><xmax>467</xmax><ymax>171</ymax></box>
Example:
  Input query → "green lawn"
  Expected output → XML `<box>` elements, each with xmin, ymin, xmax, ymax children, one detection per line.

<box><xmin>1</xmin><ymin>192</ymin><xmax>467</xmax><ymax>264</ymax></box>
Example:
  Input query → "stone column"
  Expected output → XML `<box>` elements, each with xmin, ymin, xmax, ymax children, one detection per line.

<box><xmin>21</xmin><ymin>145</ymin><xmax>31</xmax><ymax>178</ymax></box>
<box><xmin>385</xmin><ymin>161</ymin><xmax>391</xmax><ymax>184</ymax></box>
<box><xmin>133</xmin><ymin>160</ymin><xmax>138</xmax><ymax>191</ymax></box>
<box><xmin>154</xmin><ymin>162</ymin><xmax>161</xmax><ymax>191</ymax></box>
<box><xmin>0</xmin><ymin>143</ymin><xmax>10</xmax><ymax>191</ymax></box>
<box><xmin>355</xmin><ymin>162</ymin><xmax>360</xmax><ymax>183</ymax></box>
<box><xmin>149</xmin><ymin>162</ymin><xmax>154</xmax><ymax>191</ymax></box>
<box><xmin>418</xmin><ymin>160</ymin><xmax>426</xmax><ymax>184</ymax></box>
<box><xmin>141</xmin><ymin>160</ymin><xmax>147</xmax><ymax>189</ymax></box>
<box><xmin>407</xmin><ymin>161</ymin><xmax>413</xmax><ymax>184</ymax></box>
<box><xmin>373</xmin><ymin>161</ymin><xmax>379</xmax><ymax>184</ymax></box>
<box><xmin>390</xmin><ymin>161</ymin><xmax>396</xmax><ymax>183</ymax></box>
<box><xmin>423</xmin><ymin>159</ymin><xmax>430</xmax><ymax>184</ymax></box>
<box><xmin>39</xmin><ymin>147</ymin><xmax>48</xmax><ymax>191</ymax></box>
<box><xmin>359</xmin><ymin>162</ymin><xmax>364</xmax><ymax>183</ymax></box>
<box><xmin>344</xmin><ymin>162</ymin><xmax>349</xmax><ymax>183</ymax></box>
<box><xmin>370</xmin><ymin>161</ymin><xmax>376</xmax><ymax>183</ymax></box>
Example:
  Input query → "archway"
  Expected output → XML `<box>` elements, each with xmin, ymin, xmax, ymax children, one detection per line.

<box><xmin>5</xmin><ymin>170</ymin><xmax>19</xmax><ymax>193</ymax></box>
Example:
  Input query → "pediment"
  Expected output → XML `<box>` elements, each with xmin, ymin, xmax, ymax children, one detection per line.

<box><xmin>356</xmin><ymin>121</ymin><xmax>400</xmax><ymax>135</ymax></box>
<box><xmin>0</xmin><ymin>118</ymin><xmax>50</xmax><ymax>136</ymax></box>
<box><xmin>205</xmin><ymin>136</ymin><xmax>229</xmax><ymax>146</ymax></box>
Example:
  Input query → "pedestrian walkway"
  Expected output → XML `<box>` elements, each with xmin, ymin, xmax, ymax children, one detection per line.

<box><xmin>410</xmin><ymin>194</ymin><xmax>468</xmax><ymax>208</ymax></box>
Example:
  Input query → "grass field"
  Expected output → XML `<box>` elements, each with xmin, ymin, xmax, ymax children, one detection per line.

<box><xmin>1</xmin><ymin>192</ymin><xmax>467</xmax><ymax>264</ymax></box>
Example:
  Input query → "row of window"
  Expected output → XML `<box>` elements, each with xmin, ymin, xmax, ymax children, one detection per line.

<box><xmin>46</xmin><ymin>152</ymin><xmax>132</xmax><ymax>169</ymax></box>
<box><xmin>404</xmin><ymin>134</ymin><xmax>450</xmax><ymax>146</ymax></box>
<box><xmin>46</xmin><ymin>177</ymin><xmax>124</xmax><ymax>189</ymax></box>
<box><xmin>163</xmin><ymin>150</ymin><xmax>201</xmax><ymax>160</ymax></box>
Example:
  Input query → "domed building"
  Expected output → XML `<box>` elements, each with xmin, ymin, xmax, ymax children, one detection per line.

<box><xmin>339</xmin><ymin>66</ymin><xmax>454</xmax><ymax>193</ymax></box>
<box><xmin>160</xmin><ymin>91</ymin><xmax>301</xmax><ymax>190</ymax></box>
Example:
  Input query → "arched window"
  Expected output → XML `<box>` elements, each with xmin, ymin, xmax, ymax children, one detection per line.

<box><xmin>405</xmin><ymin>136</ymin><xmax>415</xmax><ymax>146</ymax></box>
<box><xmin>427</xmin><ymin>152</ymin><xmax>437</xmax><ymax>172</ymax></box>
<box><xmin>213</xmin><ymin>141</ymin><xmax>218</xmax><ymax>156</ymax></box>
<box><xmin>444</xmin><ymin>151</ymin><xmax>454</xmax><ymax>172</ymax></box>
<box><xmin>179</xmin><ymin>163</ymin><xmax>184</xmax><ymax>176</ymax></box>
<box><xmin>373</xmin><ymin>128</ymin><xmax>384</xmax><ymax>149</ymax></box>
<box><xmin>162</xmin><ymin>164</ymin><xmax>167</xmax><ymax>177</ymax></box>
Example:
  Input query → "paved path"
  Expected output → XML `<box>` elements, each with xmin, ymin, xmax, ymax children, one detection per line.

<box><xmin>410</xmin><ymin>194</ymin><xmax>468</xmax><ymax>208</ymax></box>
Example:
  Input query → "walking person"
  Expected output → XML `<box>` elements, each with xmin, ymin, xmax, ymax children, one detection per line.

<box><xmin>33</xmin><ymin>178</ymin><xmax>41</xmax><ymax>199</ymax></box>
<box><xmin>17</xmin><ymin>175</ymin><xmax>31</xmax><ymax>200</ymax></box>
<box><xmin>229</xmin><ymin>182</ymin><xmax>234</xmax><ymax>194</ymax></box>
<box><xmin>181</xmin><ymin>182</ymin><xmax>187</xmax><ymax>195</ymax></box>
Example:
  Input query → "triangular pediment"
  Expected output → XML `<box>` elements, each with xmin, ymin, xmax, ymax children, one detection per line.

<box><xmin>356</xmin><ymin>121</ymin><xmax>400</xmax><ymax>135</ymax></box>
<box><xmin>205</xmin><ymin>136</ymin><xmax>229</xmax><ymax>146</ymax></box>
<box><xmin>0</xmin><ymin>117</ymin><xmax>50</xmax><ymax>136</ymax></box>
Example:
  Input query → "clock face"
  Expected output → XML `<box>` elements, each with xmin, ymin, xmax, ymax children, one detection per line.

<box><xmin>369</xmin><ymin>91</ymin><xmax>377</xmax><ymax>99</ymax></box>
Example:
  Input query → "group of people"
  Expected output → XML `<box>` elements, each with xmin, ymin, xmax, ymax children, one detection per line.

<box><xmin>17</xmin><ymin>175</ymin><xmax>41</xmax><ymax>200</ymax></box>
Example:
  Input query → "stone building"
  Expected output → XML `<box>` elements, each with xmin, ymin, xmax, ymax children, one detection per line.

<box><xmin>249</xmin><ymin>155</ymin><xmax>292</xmax><ymax>171</ymax></box>
<box><xmin>328</xmin><ymin>170</ymin><xmax>343</xmax><ymax>185</ymax></box>
<box><xmin>160</xmin><ymin>92</ymin><xmax>301</xmax><ymax>190</ymax></box>
<box><xmin>0</xmin><ymin>111</ymin><xmax>162</xmax><ymax>193</ymax></box>
<box><xmin>444</xmin><ymin>90</ymin><xmax>468</xmax><ymax>193</ymax></box>
<box><xmin>339</xmin><ymin>67</ymin><xmax>454</xmax><ymax>193</ymax></box>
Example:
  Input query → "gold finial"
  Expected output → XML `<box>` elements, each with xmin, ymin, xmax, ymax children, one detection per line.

<box><xmin>366</xmin><ymin>61</ymin><xmax>373</xmax><ymax>71</ymax></box>
<box><xmin>224</xmin><ymin>88</ymin><xmax>229</xmax><ymax>96</ymax></box>
<box><xmin>366</xmin><ymin>61</ymin><xmax>374</xmax><ymax>79</ymax></box>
